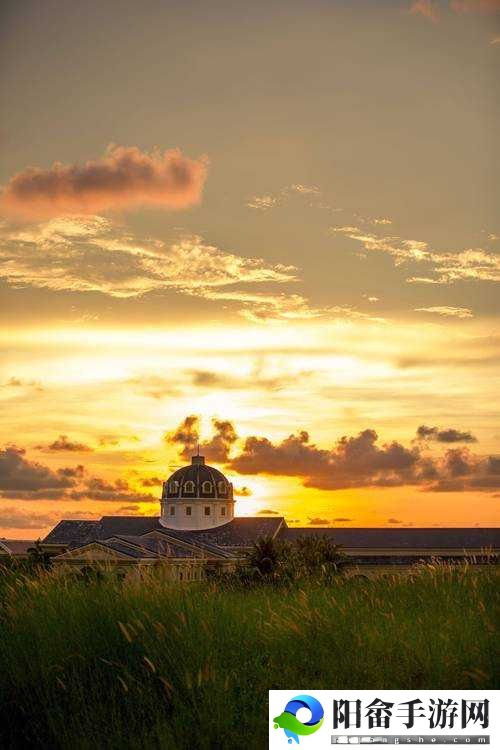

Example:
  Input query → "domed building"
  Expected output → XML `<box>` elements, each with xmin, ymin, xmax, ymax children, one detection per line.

<box><xmin>160</xmin><ymin>454</ymin><xmax>234</xmax><ymax>530</ymax></box>
<box><xmin>40</xmin><ymin>452</ymin><xmax>500</xmax><ymax>579</ymax></box>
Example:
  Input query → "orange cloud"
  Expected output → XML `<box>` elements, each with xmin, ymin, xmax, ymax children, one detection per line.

<box><xmin>410</xmin><ymin>0</ymin><xmax>440</xmax><ymax>22</ymax></box>
<box><xmin>0</xmin><ymin>145</ymin><xmax>208</xmax><ymax>218</ymax></box>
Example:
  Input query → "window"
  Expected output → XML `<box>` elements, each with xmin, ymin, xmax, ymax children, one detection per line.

<box><xmin>217</xmin><ymin>481</ymin><xmax>226</xmax><ymax>494</ymax></box>
<box><xmin>169</xmin><ymin>480</ymin><xmax>179</xmax><ymax>492</ymax></box>
<box><xmin>186</xmin><ymin>506</ymin><xmax>192</xmax><ymax>516</ymax></box>
<box><xmin>202</xmin><ymin>480</ymin><xmax>212</xmax><ymax>493</ymax></box>
<box><xmin>204</xmin><ymin>506</ymin><xmax>211</xmax><ymax>516</ymax></box>
<box><xmin>220</xmin><ymin>506</ymin><xmax>226</xmax><ymax>516</ymax></box>
<box><xmin>169</xmin><ymin>505</ymin><xmax>175</xmax><ymax>516</ymax></box>
<box><xmin>184</xmin><ymin>480</ymin><xmax>195</xmax><ymax>493</ymax></box>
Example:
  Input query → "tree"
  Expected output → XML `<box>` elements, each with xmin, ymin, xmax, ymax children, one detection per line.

<box><xmin>247</xmin><ymin>534</ymin><xmax>348</xmax><ymax>583</ymax></box>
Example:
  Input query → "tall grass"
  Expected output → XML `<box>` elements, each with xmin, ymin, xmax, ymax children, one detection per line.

<box><xmin>0</xmin><ymin>565</ymin><xmax>498</xmax><ymax>749</ymax></box>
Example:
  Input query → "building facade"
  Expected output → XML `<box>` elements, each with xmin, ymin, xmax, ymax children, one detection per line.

<box><xmin>2</xmin><ymin>454</ymin><xmax>497</xmax><ymax>578</ymax></box>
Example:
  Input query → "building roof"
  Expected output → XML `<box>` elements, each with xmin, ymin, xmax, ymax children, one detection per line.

<box><xmin>281</xmin><ymin>527</ymin><xmax>500</xmax><ymax>549</ymax></box>
<box><xmin>42</xmin><ymin>517</ymin><xmax>161</xmax><ymax>547</ymax></box>
<box><xmin>43</xmin><ymin>520</ymin><xmax>103</xmax><ymax>547</ymax></box>
<box><xmin>43</xmin><ymin>517</ymin><xmax>500</xmax><ymax>554</ymax></box>
<box><xmin>161</xmin><ymin>516</ymin><xmax>285</xmax><ymax>547</ymax></box>
<box><xmin>100</xmin><ymin>539</ymin><xmax>159</xmax><ymax>559</ymax></box>
<box><xmin>43</xmin><ymin>515</ymin><xmax>284</xmax><ymax>550</ymax></box>
<box><xmin>164</xmin><ymin>455</ymin><xmax>233</xmax><ymax>501</ymax></box>
<box><xmin>0</xmin><ymin>539</ymin><xmax>36</xmax><ymax>556</ymax></box>
<box><xmin>112</xmin><ymin>535</ymin><xmax>206</xmax><ymax>558</ymax></box>
<box><xmin>151</xmin><ymin>528</ymin><xmax>241</xmax><ymax>558</ymax></box>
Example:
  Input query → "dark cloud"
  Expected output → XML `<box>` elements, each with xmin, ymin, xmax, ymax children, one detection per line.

<box><xmin>443</xmin><ymin>447</ymin><xmax>475</xmax><ymax>477</ymax></box>
<box><xmin>234</xmin><ymin>486</ymin><xmax>252</xmax><ymax>497</ymax></box>
<box><xmin>0</xmin><ymin>446</ymin><xmax>74</xmax><ymax>492</ymax></box>
<box><xmin>140</xmin><ymin>476</ymin><xmax>163</xmax><ymax>487</ymax></box>
<box><xmin>0</xmin><ymin>488</ymin><xmax>69</xmax><ymax>500</ymax></box>
<box><xmin>0</xmin><ymin>508</ymin><xmax>61</xmax><ymax>530</ymax></box>
<box><xmin>189</xmin><ymin>370</ymin><xmax>291</xmax><ymax>392</ymax></box>
<box><xmin>230</xmin><ymin>431</ymin><xmax>329</xmax><ymax>478</ymax></box>
<box><xmin>191</xmin><ymin>371</ymin><xmax>237</xmax><ymax>388</ymax></box>
<box><xmin>333</xmin><ymin>517</ymin><xmax>352</xmax><ymax>522</ymax></box>
<box><xmin>99</xmin><ymin>434</ymin><xmax>140</xmax><ymax>447</ymax></box>
<box><xmin>201</xmin><ymin>419</ymin><xmax>238</xmax><ymax>463</ymax></box>
<box><xmin>223</xmin><ymin>422</ymin><xmax>499</xmax><ymax>493</ymax></box>
<box><xmin>416</xmin><ymin>425</ymin><xmax>477</xmax><ymax>444</ymax></box>
<box><xmin>229</xmin><ymin>429</ymin><xmax>421</xmax><ymax>490</ymax></box>
<box><xmin>0</xmin><ymin>445</ymin><xmax>154</xmax><ymax>503</ymax></box>
<box><xmin>1</xmin><ymin>145</ymin><xmax>208</xmax><ymax>218</ymax></box>
<box><xmin>166</xmin><ymin>416</ymin><xmax>238</xmax><ymax>463</ymax></box>
<box><xmin>165</xmin><ymin>415</ymin><xmax>199</xmax><ymax>458</ymax></box>
<box><xmin>387</xmin><ymin>518</ymin><xmax>403</xmax><ymax>524</ymax></box>
<box><xmin>43</xmin><ymin>435</ymin><xmax>94</xmax><ymax>452</ymax></box>
<box><xmin>425</xmin><ymin>448</ymin><xmax>500</xmax><ymax>492</ymax></box>
<box><xmin>307</xmin><ymin>517</ymin><xmax>330</xmax><ymax>526</ymax></box>
<box><xmin>3</xmin><ymin>377</ymin><xmax>43</xmax><ymax>391</ymax></box>
<box><xmin>68</xmin><ymin>476</ymin><xmax>156</xmax><ymax>503</ymax></box>
<box><xmin>116</xmin><ymin>505</ymin><xmax>141</xmax><ymax>514</ymax></box>
<box><xmin>57</xmin><ymin>465</ymin><xmax>85</xmax><ymax>478</ymax></box>
<box><xmin>0</xmin><ymin>507</ymin><xmax>99</xmax><ymax>530</ymax></box>
<box><xmin>257</xmin><ymin>509</ymin><xmax>279</xmax><ymax>515</ymax></box>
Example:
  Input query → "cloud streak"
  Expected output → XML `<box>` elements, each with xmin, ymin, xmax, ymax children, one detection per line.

<box><xmin>0</xmin><ymin>145</ymin><xmax>208</xmax><ymax>218</ymax></box>
<box><xmin>0</xmin><ymin>216</ymin><xmax>383</xmax><ymax>322</ymax></box>
<box><xmin>331</xmin><ymin>226</ymin><xmax>500</xmax><ymax>285</ymax></box>
<box><xmin>0</xmin><ymin>217</ymin><xmax>296</xmax><ymax>299</ymax></box>
<box><xmin>415</xmin><ymin>306</ymin><xmax>474</xmax><ymax>318</ymax></box>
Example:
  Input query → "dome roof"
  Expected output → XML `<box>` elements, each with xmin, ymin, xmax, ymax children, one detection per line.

<box><xmin>163</xmin><ymin>455</ymin><xmax>233</xmax><ymax>501</ymax></box>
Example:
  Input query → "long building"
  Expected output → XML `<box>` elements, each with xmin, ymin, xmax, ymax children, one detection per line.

<box><xmin>2</xmin><ymin>454</ymin><xmax>498</xmax><ymax>578</ymax></box>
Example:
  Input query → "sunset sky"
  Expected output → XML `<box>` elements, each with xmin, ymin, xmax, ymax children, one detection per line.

<box><xmin>1</xmin><ymin>0</ymin><xmax>499</xmax><ymax>538</ymax></box>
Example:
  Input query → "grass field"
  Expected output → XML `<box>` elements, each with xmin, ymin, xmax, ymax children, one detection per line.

<box><xmin>0</xmin><ymin>565</ymin><xmax>498</xmax><ymax>749</ymax></box>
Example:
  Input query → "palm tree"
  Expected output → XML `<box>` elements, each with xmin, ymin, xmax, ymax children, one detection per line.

<box><xmin>249</xmin><ymin>536</ymin><xmax>281</xmax><ymax>576</ymax></box>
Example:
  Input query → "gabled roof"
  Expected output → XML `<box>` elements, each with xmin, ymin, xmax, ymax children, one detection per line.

<box><xmin>110</xmin><ymin>535</ymin><xmax>204</xmax><ymax>558</ymax></box>
<box><xmin>54</xmin><ymin>540</ymin><xmax>153</xmax><ymax>561</ymax></box>
<box><xmin>281</xmin><ymin>527</ymin><xmax>500</xmax><ymax>549</ymax></box>
<box><xmin>150</xmin><ymin>529</ymin><xmax>238</xmax><ymax>559</ymax></box>
<box><xmin>102</xmin><ymin>539</ymin><xmax>159</xmax><ymax>559</ymax></box>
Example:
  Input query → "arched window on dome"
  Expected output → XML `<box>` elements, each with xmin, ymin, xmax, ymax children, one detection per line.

<box><xmin>184</xmin><ymin>480</ymin><xmax>195</xmax><ymax>493</ymax></box>
<box><xmin>220</xmin><ymin>506</ymin><xmax>226</xmax><ymax>516</ymax></box>
<box><xmin>169</xmin><ymin>480</ymin><xmax>179</xmax><ymax>493</ymax></box>
<box><xmin>202</xmin><ymin>481</ymin><xmax>213</xmax><ymax>493</ymax></box>
<box><xmin>217</xmin><ymin>481</ymin><xmax>226</xmax><ymax>495</ymax></box>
